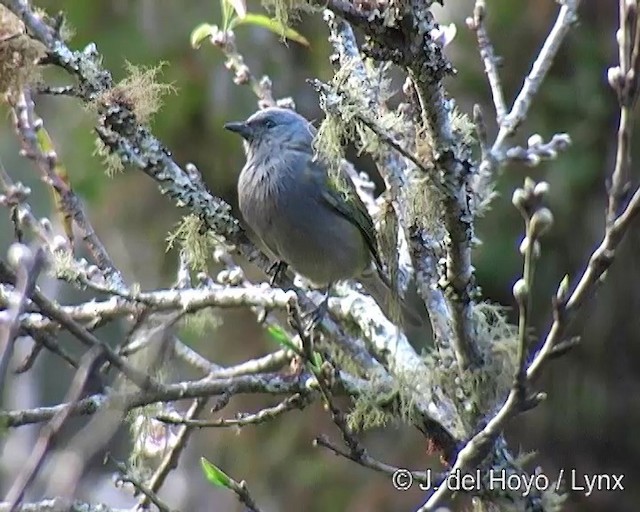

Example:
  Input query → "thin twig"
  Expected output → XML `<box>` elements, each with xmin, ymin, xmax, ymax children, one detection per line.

<box><xmin>0</xmin><ymin>245</ymin><xmax>44</xmax><ymax>390</ymax></box>
<box><xmin>108</xmin><ymin>456</ymin><xmax>176</xmax><ymax>512</ymax></box>
<box><xmin>314</xmin><ymin>435</ymin><xmax>430</xmax><ymax>484</ymax></box>
<box><xmin>13</xmin><ymin>342</ymin><xmax>43</xmax><ymax>373</ymax></box>
<box><xmin>529</xmin><ymin>184</ymin><xmax>640</xmax><ymax>381</ymax></box>
<box><xmin>492</xmin><ymin>1</ymin><xmax>581</xmax><ymax>147</ymax></box>
<box><xmin>467</xmin><ymin>0</ymin><xmax>507</xmax><ymax>122</ymax></box>
<box><xmin>2</xmin><ymin>0</ymin><xmax>430</xmax><ymax>404</ymax></box>
<box><xmin>44</xmin><ymin>393</ymin><xmax>132</xmax><ymax>498</ymax></box>
<box><xmin>511</xmin><ymin>180</ymin><xmax>553</xmax><ymax>400</ymax></box>
<box><xmin>156</xmin><ymin>392</ymin><xmax>314</xmax><ymax>428</ymax></box>
<box><xmin>0</xmin><ymin>372</ymin><xmax>318</xmax><ymax>427</ymax></box>
<box><xmin>473</xmin><ymin>0</ymin><xmax>581</xmax><ymax>198</ymax></box>
<box><xmin>4</xmin><ymin>346</ymin><xmax>105</xmax><ymax>510</ymax></box>
<box><xmin>288</xmin><ymin>305</ymin><xmax>421</xmax><ymax>484</ymax></box>
<box><xmin>23</xmin><ymin>282</ymin><xmax>163</xmax><ymax>392</ymax></box>
<box><xmin>607</xmin><ymin>0</ymin><xmax>640</xmax><ymax>224</ymax></box>
<box><xmin>9</xmin><ymin>90</ymin><xmax>126</xmax><ymax>289</ymax></box>
<box><xmin>22</xmin><ymin>326</ymin><xmax>78</xmax><ymax>370</ymax></box>
<box><xmin>136</xmin><ymin>398</ymin><xmax>208</xmax><ymax>509</ymax></box>
<box><xmin>0</xmin><ymin>498</ymin><xmax>128</xmax><ymax>512</ymax></box>
<box><xmin>207</xmin><ymin>29</ymin><xmax>277</xmax><ymax>109</ymax></box>
<box><xmin>417</xmin><ymin>3</ymin><xmax>640</xmax><ymax>508</ymax></box>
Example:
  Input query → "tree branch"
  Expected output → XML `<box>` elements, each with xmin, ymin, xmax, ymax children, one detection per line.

<box><xmin>0</xmin><ymin>498</ymin><xmax>129</xmax><ymax>512</ymax></box>
<box><xmin>4</xmin><ymin>346</ymin><xmax>105</xmax><ymax>510</ymax></box>
<box><xmin>0</xmin><ymin>244</ymin><xmax>44</xmax><ymax>390</ymax></box>
<box><xmin>1</xmin><ymin>2</ymin><xmax>456</xmax><ymax>445</ymax></box>
<box><xmin>467</xmin><ymin>0</ymin><xmax>507</xmax><ymax>123</ymax></box>
<box><xmin>476</xmin><ymin>0</ymin><xmax>581</xmax><ymax>189</ymax></box>
<box><xmin>607</xmin><ymin>0</ymin><xmax>640</xmax><ymax>224</ymax></box>
<box><xmin>0</xmin><ymin>371</ymin><xmax>376</xmax><ymax>428</ymax></box>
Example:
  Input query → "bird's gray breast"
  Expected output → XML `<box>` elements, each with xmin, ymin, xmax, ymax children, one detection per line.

<box><xmin>238</xmin><ymin>154</ymin><xmax>369</xmax><ymax>286</ymax></box>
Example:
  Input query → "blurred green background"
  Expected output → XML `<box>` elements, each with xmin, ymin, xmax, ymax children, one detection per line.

<box><xmin>1</xmin><ymin>1</ymin><xmax>639</xmax><ymax>511</ymax></box>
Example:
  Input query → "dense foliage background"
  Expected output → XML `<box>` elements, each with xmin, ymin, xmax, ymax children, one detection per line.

<box><xmin>1</xmin><ymin>1</ymin><xmax>637</xmax><ymax>511</ymax></box>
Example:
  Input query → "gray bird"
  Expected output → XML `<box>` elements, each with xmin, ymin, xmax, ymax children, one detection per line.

<box><xmin>225</xmin><ymin>107</ymin><xmax>422</xmax><ymax>327</ymax></box>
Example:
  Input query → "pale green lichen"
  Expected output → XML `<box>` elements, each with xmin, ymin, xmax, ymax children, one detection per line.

<box><xmin>49</xmin><ymin>250</ymin><xmax>83</xmax><ymax>284</ymax></box>
<box><xmin>127</xmin><ymin>403</ymin><xmax>165</xmax><ymax>474</ymax></box>
<box><xmin>93</xmin><ymin>137</ymin><xmax>124</xmax><ymax>176</ymax></box>
<box><xmin>473</xmin><ymin>302</ymin><xmax>520</xmax><ymax>404</ymax></box>
<box><xmin>424</xmin><ymin>301</ymin><xmax>519</xmax><ymax>432</ymax></box>
<box><xmin>363</xmin><ymin>60</ymin><xmax>395</xmax><ymax>104</ymax></box>
<box><xmin>166</xmin><ymin>214</ymin><xmax>225</xmax><ymax>273</ymax></box>
<box><xmin>392</xmin><ymin>372</ymin><xmax>421</xmax><ymax>425</ymax></box>
<box><xmin>322</xmin><ymin>342</ymin><xmax>396</xmax><ymax>430</ymax></box>
<box><xmin>260</xmin><ymin>0</ymin><xmax>312</xmax><ymax>38</ymax></box>
<box><xmin>540</xmin><ymin>487</ymin><xmax>568</xmax><ymax>512</ymax></box>
<box><xmin>347</xmin><ymin>377</ymin><xmax>409</xmax><ymax>432</ymax></box>
<box><xmin>324</xmin><ymin>341</ymin><xmax>367</xmax><ymax>379</ymax></box>
<box><xmin>325</xmin><ymin>337</ymin><xmax>422</xmax><ymax>431</ymax></box>
<box><xmin>346</xmin><ymin>370</ymin><xmax>419</xmax><ymax>431</ymax></box>
<box><xmin>513</xmin><ymin>449</ymin><xmax>538</xmax><ymax>467</ymax></box>
<box><xmin>326</xmin><ymin>166</ymin><xmax>353</xmax><ymax>204</ymax></box>
<box><xmin>314</xmin><ymin>58</ymin><xmax>408</xmax><ymax>187</ymax></box>
<box><xmin>262</xmin><ymin>0</ymin><xmax>291</xmax><ymax>31</ymax></box>
<box><xmin>450</xmin><ymin>106</ymin><xmax>476</xmax><ymax>147</ymax></box>
<box><xmin>313</xmin><ymin>60</ymin><xmax>363</xmax><ymax>163</ymax></box>
<box><xmin>347</xmin><ymin>391</ymin><xmax>395</xmax><ymax>431</ymax></box>
<box><xmin>449</xmin><ymin>106</ymin><xmax>497</xmax><ymax>217</ymax></box>
<box><xmin>0</xmin><ymin>6</ymin><xmax>45</xmax><ymax>95</ymax></box>
<box><xmin>90</xmin><ymin>62</ymin><xmax>175</xmax><ymax>175</ymax></box>
<box><xmin>405</xmin><ymin>172</ymin><xmax>443</xmax><ymax>236</ymax></box>
<box><xmin>314</xmin><ymin>112</ymin><xmax>346</xmax><ymax>173</ymax></box>
<box><xmin>95</xmin><ymin>61</ymin><xmax>176</xmax><ymax>124</ymax></box>
<box><xmin>355</xmin><ymin>108</ymin><xmax>407</xmax><ymax>158</ymax></box>
<box><xmin>181</xmin><ymin>308</ymin><xmax>222</xmax><ymax>336</ymax></box>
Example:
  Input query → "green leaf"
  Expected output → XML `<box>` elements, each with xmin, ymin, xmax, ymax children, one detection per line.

<box><xmin>201</xmin><ymin>457</ymin><xmax>232</xmax><ymax>488</ymax></box>
<box><xmin>267</xmin><ymin>325</ymin><xmax>299</xmax><ymax>353</ymax></box>
<box><xmin>222</xmin><ymin>0</ymin><xmax>247</xmax><ymax>20</ymax></box>
<box><xmin>190</xmin><ymin>23</ymin><xmax>216</xmax><ymax>49</ymax></box>
<box><xmin>311</xmin><ymin>351</ymin><xmax>323</xmax><ymax>369</ymax></box>
<box><xmin>232</xmin><ymin>13</ymin><xmax>309</xmax><ymax>46</ymax></box>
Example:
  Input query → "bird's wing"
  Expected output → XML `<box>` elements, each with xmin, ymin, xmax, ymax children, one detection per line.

<box><xmin>316</xmin><ymin>161</ymin><xmax>386</xmax><ymax>276</ymax></box>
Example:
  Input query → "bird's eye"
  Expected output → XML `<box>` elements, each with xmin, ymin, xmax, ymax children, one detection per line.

<box><xmin>264</xmin><ymin>119</ymin><xmax>276</xmax><ymax>129</ymax></box>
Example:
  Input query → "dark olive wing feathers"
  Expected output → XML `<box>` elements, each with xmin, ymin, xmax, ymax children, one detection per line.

<box><xmin>316</xmin><ymin>162</ymin><xmax>386</xmax><ymax>277</ymax></box>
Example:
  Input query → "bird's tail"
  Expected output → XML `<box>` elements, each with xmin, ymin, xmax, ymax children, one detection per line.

<box><xmin>359</xmin><ymin>269</ymin><xmax>426</xmax><ymax>328</ymax></box>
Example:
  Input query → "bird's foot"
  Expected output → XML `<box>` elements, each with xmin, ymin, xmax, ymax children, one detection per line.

<box><xmin>302</xmin><ymin>292</ymin><xmax>329</xmax><ymax>333</ymax></box>
<box><xmin>257</xmin><ymin>261</ymin><xmax>289</xmax><ymax>324</ymax></box>
<box><xmin>266</xmin><ymin>260</ymin><xmax>288</xmax><ymax>287</ymax></box>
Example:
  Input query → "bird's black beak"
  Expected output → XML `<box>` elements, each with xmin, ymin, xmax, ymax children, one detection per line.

<box><xmin>224</xmin><ymin>121</ymin><xmax>253</xmax><ymax>140</ymax></box>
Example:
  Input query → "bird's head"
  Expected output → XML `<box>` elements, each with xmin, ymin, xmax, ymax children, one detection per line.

<box><xmin>225</xmin><ymin>107</ymin><xmax>316</xmax><ymax>159</ymax></box>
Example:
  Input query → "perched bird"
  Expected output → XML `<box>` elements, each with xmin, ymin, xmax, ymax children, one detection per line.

<box><xmin>225</xmin><ymin>107</ymin><xmax>422</xmax><ymax>327</ymax></box>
